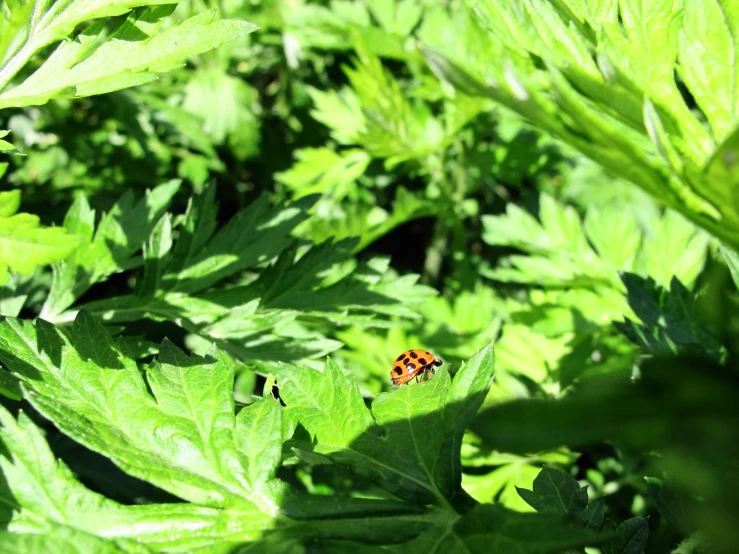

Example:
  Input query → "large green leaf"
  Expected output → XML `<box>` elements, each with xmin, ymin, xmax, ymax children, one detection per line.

<box><xmin>0</xmin><ymin>313</ymin><xmax>440</xmax><ymax>550</ymax></box>
<box><xmin>277</xmin><ymin>342</ymin><xmax>495</xmax><ymax>509</ymax></box>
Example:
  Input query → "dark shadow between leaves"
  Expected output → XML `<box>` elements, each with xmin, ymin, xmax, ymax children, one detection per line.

<box><xmin>471</xmin><ymin>354</ymin><xmax>739</xmax><ymax>552</ymax></box>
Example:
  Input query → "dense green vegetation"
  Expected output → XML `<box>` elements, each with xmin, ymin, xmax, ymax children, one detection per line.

<box><xmin>0</xmin><ymin>1</ymin><xmax>737</xmax><ymax>552</ymax></box>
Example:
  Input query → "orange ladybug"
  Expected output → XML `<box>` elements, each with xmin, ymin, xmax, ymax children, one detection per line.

<box><xmin>391</xmin><ymin>349</ymin><xmax>443</xmax><ymax>386</ymax></box>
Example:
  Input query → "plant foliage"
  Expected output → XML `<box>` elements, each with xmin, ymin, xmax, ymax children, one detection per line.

<box><xmin>0</xmin><ymin>0</ymin><xmax>738</xmax><ymax>552</ymax></box>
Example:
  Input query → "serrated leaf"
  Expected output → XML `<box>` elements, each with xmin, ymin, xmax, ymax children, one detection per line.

<box><xmin>614</xmin><ymin>273</ymin><xmax>726</xmax><ymax>360</ymax></box>
<box><xmin>0</xmin><ymin>402</ymin><xmax>266</xmax><ymax>552</ymax></box>
<box><xmin>0</xmin><ymin>527</ymin><xmax>153</xmax><ymax>554</ymax></box>
<box><xmin>236</xmin><ymin>396</ymin><xmax>283</xmax><ymax>488</ymax></box>
<box><xmin>225</xmin><ymin>239</ymin><xmax>436</xmax><ymax>324</ymax></box>
<box><xmin>0</xmin><ymin>311</ymin><xmax>265</xmax><ymax>509</ymax></box>
<box><xmin>41</xmin><ymin>181</ymin><xmax>179</xmax><ymax>318</ymax></box>
<box><xmin>0</xmin><ymin>369</ymin><xmax>432</xmax><ymax>551</ymax></box>
<box><xmin>470</xmin><ymin>354</ymin><xmax>739</xmax><ymax>550</ymax></box>
<box><xmin>516</xmin><ymin>467</ymin><xmax>588</xmax><ymax>515</ymax></box>
<box><xmin>436</xmin><ymin>0</ymin><xmax>739</xmax><ymax>249</ymax></box>
<box><xmin>181</xmin><ymin>65</ymin><xmax>261</xmax><ymax>160</ymax></box>
<box><xmin>163</xmin><ymin>194</ymin><xmax>314</xmax><ymax>295</ymax></box>
<box><xmin>482</xmin><ymin>194</ymin><xmax>706</xmax><ymax>291</ymax></box>
<box><xmin>277</xmin><ymin>342</ymin><xmax>494</xmax><ymax>509</ymax></box>
<box><xmin>276</xmin><ymin>147</ymin><xmax>371</xmax><ymax>201</ymax></box>
<box><xmin>0</xmin><ymin>5</ymin><xmax>256</xmax><ymax>109</ymax></box>
<box><xmin>0</xmin><ymin>204</ymin><xmax>81</xmax><ymax>285</ymax></box>
<box><xmin>74</xmin><ymin>185</ymin><xmax>432</xmax><ymax>366</ymax></box>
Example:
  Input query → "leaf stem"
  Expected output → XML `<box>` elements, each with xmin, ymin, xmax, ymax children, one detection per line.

<box><xmin>0</xmin><ymin>41</ymin><xmax>35</xmax><ymax>93</ymax></box>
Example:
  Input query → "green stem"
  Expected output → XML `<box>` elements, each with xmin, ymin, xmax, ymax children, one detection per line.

<box><xmin>0</xmin><ymin>41</ymin><xmax>35</xmax><ymax>94</ymax></box>
<box><xmin>423</xmin><ymin>215</ymin><xmax>448</xmax><ymax>285</ymax></box>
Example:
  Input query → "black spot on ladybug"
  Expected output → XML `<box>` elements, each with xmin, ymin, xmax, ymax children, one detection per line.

<box><xmin>396</xmin><ymin>354</ymin><xmax>405</xmax><ymax>361</ymax></box>
<box><xmin>426</xmin><ymin>351</ymin><xmax>431</xmax><ymax>355</ymax></box>
<box><xmin>393</xmin><ymin>366</ymin><xmax>403</xmax><ymax>375</ymax></box>
<box><xmin>418</xmin><ymin>358</ymin><xmax>427</xmax><ymax>365</ymax></box>
<box><xmin>406</xmin><ymin>363</ymin><xmax>416</xmax><ymax>371</ymax></box>
<box><xmin>403</xmin><ymin>357</ymin><xmax>410</xmax><ymax>365</ymax></box>
<box><xmin>409</xmin><ymin>351</ymin><xmax>418</xmax><ymax>359</ymax></box>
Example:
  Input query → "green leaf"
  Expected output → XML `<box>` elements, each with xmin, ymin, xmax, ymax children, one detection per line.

<box><xmin>678</xmin><ymin>0</ymin><xmax>739</xmax><ymax>144</ymax></box>
<box><xmin>0</xmin><ymin>313</ymin><xmax>456</xmax><ymax>550</ymax></box>
<box><xmin>0</xmin><ymin>192</ymin><xmax>81</xmax><ymax>285</ymax></box>
<box><xmin>482</xmin><ymin>194</ymin><xmax>707</xmax><ymax>291</ymax></box>
<box><xmin>0</xmin><ymin>401</ymin><xmax>266</xmax><ymax>552</ymax></box>
<box><xmin>181</xmin><ymin>66</ymin><xmax>261</xmax><ymax>160</ymax></box>
<box><xmin>433</xmin><ymin>0</ymin><xmax>739</xmax><ymax>250</ymax></box>
<box><xmin>224</xmin><ymin>240</ymin><xmax>436</xmax><ymax>324</ymax></box>
<box><xmin>295</xmin><ymin>187</ymin><xmax>435</xmax><ymax>253</ymax></box>
<box><xmin>606</xmin><ymin>517</ymin><xmax>649</xmax><ymax>554</ymax></box>
<box><xmin>70</xmin><ymin>185</ymin><xmax>432</xmax><ymax>366</ymax></box>
<box><xmin>0</xmin><ymin>129</ymin><xmax>21</xmax><ymax>154</ymax></box>
<box><xmin>0</xmin><ymin>528</ymin><xmax>153</xmax><ymax>554</ymax></box>
<box><xmin>277</xmin><ymin>342</ymin><xmax>495</xmax><ymax>509</ymax></box>
<box><xmin>275</xmin><ymin>147</ymin><xmax>371</xmax><ymax>201</ymax></box>
<box><xmin>578</xmin><ymin>496</ymin><xmax>605</xmax><ymax>532</ymax></box>
<box><xmin>162</xmin><ymin>193</ymin><xmax>313</xmax><ymax>295</ymax></box>
<box><xmin>0</xmin><ymin>4</ymin><xmax>256</xmax><ymax>108</ymax></box>
<box><xmin>461</xmin><ymin>446</ymin><xmax>576</xmax><ymax>512</ymax></box>
<box><xmin>236</xmin><ymin>396</ymin><xmax>283</xmax><ymax>489</ymax></box>
<box><xmin>41</xmin><ymin>181</ymin><xmax>179</xmax><ymax>318</ymax></box>
<box><xmin>516</xmin><ymin>467</ymin><xmax>588</xmax><ymax>515</ymax></box>
<box><xmin>614</xmin><ymin>273</ymin><xmax>726</xmax><ymax>360</ymax></box>
<box><xmin>0</xmin><ymin>311</ymin><xmax>263</xmax><ymax>508</ymax></box>
<box><xmin>0</xmin><ymin>189</ymin><xmax>21</xmax><ymax>217</ymax></box>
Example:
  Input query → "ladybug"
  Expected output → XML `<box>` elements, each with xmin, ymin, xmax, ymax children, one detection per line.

<box><xmin>391</xmin><ymin>349</ymin><xmax>443</xmax><ymax>386</ymax></box>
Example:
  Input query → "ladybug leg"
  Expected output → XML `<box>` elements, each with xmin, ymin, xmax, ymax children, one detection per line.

<box><xmin>415</xmin><ymin>375</ymin><xmax>419</xmax><ymax>383</ymax></box>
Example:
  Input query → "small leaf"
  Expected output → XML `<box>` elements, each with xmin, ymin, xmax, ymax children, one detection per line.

<box><xmin>516</xmin><ymin>467</ymin><xmax>588</xmax><ymax>515</ymax></box>
<box><xmin>0</xmin><ymin>190</ymin><xmax>20</xmax><ymax>217</ymax></box>
<box><xmin>278</xmin><ymin>342</ymin><xmax>495</xmax><ymax>508</ymax></box>
<box><xmin>0</xmin><ymin>194</ymin><xmax>82</xmax><ymax>284</ymax></box>
<box><xmin>235</xmin><ymin>396</ymin><xmax>283</xmax><ymax>489</ymax></box>
<box><xmin>610</xmin><ymin>517</ymin><xmax>649</xmax><ymax>554</ymax></box>
<box><xmin>578</xmin><ymin>496</ymin><xmax>605</xmax><ymax>531</ymax></box>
